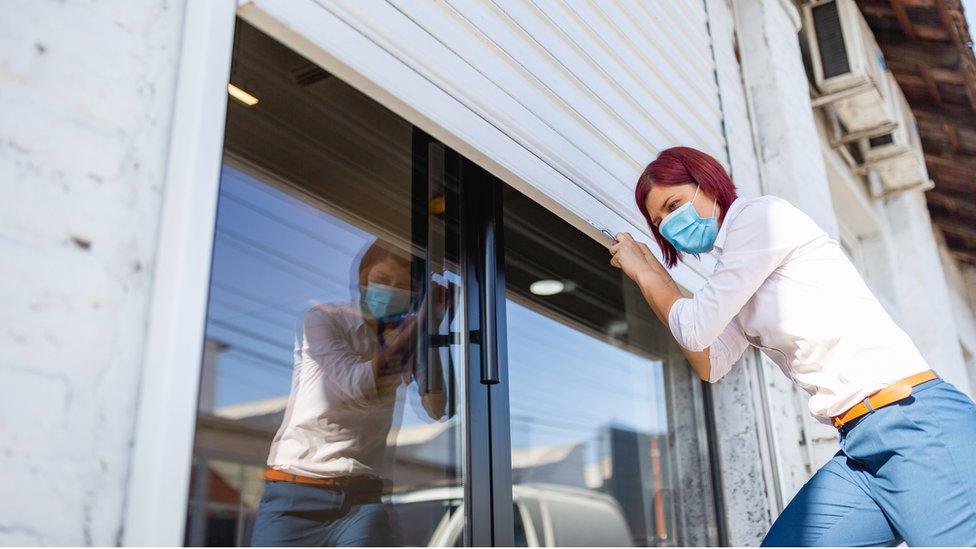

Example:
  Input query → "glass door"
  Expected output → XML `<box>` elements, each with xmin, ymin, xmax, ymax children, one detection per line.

<box><xmin>185</xmin><ymin>20</ymin><xmax>480</xmax><ymax>546</ymax></box>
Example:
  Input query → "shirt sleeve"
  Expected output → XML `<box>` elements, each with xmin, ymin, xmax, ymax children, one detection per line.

<box><xmin>705</xmin><ymin>320</ymin><xmax>749</xmax><ymax>383</ymax></box>
<box><xmin>303</xmin><ymin>308</ymin><xmax>377</xmax><ymax>403</ymax></box>
<box><xmin>667</xmin><ymin>197</ymin><xmax>818</xmax><ymax>353</ymax></box>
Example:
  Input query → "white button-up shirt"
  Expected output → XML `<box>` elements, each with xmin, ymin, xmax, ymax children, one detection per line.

<box><xmin>266</xmin><ymin>302</ymin><xmax>408</xmax><ymax>478</ymax></box>
<box><xmin>667</xmin><ymin>195</ymin><xmax>930</xmax><ymax>425</ymax></box>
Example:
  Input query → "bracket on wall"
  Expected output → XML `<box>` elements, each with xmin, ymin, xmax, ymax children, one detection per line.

<box><xmin>821</xmin><ymin>104</ymin><xmax>899</xmax><ymax>148</ymax></box>
<box><xmin>810</xmin><ymin>81</ymin><xmax>875</xmax><ymax>108</ymax></box>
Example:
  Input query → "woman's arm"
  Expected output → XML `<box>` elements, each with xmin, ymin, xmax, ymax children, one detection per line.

<box><xmin>612</xmin><ymin>198</ymin><xmax>807</xmax><ymax>384</ymax></box>
<box><xmin>610</xmin><ymin>233</ymin><xmax>712</xmax><ymax>382</ymax></box>
<box><xmin>634</xmin><ymin>268</ymin><xmax>713</xmax><ymax>382</ymax></box>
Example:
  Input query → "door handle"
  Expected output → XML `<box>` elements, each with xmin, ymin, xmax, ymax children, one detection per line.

<box><xmin>480</xmin><ymin>212</ymin><xmax>500</xmax><ymax>385</ymax></box>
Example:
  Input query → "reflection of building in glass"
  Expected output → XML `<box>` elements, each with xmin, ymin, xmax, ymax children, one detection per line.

<box><xmin>606</xmin><ymin>427</ymin><xmax>674</xmax><ymax>547</ymax></box>
<box><xmin>185</xmin><ymin>459</ymin><xmax>264</xmax><ymax>547</ymax></box>
<box><xmin>188</xmin><ymin>392</ymin><xmax>676</xmax><ymax>546</ymax></box>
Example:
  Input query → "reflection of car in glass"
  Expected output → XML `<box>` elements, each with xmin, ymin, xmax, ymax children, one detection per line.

<box><xmin>387</xmin><ymin>483</ymin><xmax>634</xmax><ymax>547</ymax></box>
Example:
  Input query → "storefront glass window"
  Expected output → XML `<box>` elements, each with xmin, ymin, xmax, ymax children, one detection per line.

<box><xmin>187</xmin><ymin>19</ymin><xmax>718</xmax><ymax>547</ymax></box>
<box><xmin>503</xmin><ymin>188</ymin><xmax>720</xmax><ymax>546</ymax></box>
<box><xmin>186</xmin><ymin>21</ymin><xmax>465</xmax><ymax>546</ymax></box>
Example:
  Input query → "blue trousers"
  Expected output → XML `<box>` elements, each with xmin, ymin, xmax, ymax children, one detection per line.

<box><xmin>250</xmin><ymin>480</ymin><xmax>394</xmax><ymax>546</ymax></box>
<box><xmin>762</xmin><ymin>377</ymin><xmax>976</xmax><ymax>546</ymax></box>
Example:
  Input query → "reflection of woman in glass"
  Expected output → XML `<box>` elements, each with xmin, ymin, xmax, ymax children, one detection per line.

<box><xmin>609</xmin><ymin>146</ymin><xmax>976</xmax><ymax>546</ymax></box>
<box><xmin>251</xmin><ymin>239</ymin><xmax>445</xmax><ymax>547</ymax></box>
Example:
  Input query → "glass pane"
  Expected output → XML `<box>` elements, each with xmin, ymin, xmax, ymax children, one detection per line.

<box><xmin>502</xmin><ymin>186</ymin><xmax>718</xmax><ymax>547</ymax></box>
<box><xmin>186</xmin><ymin>20</ymin><xmax>464</xmax><ymax>546</ymax></box>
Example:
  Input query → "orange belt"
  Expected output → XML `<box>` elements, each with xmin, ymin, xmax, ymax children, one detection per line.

<box><xmin>832</xmin><ymin>370</ymin><xmax>938</xmax><ymax>429</ymax></box>
<box><xmin>262</xmin><ymin>468</ymin><xmax>381</xmax><ymax>490</ymax></box>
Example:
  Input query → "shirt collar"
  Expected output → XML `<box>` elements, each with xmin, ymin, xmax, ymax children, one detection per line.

<box><xmin>709</xmin><ymin>196</ymin><xmax>744</xmax><ymax>256</ymax></box>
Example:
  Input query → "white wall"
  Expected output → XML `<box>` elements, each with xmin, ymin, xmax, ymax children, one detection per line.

<box><xmin>938</xmin><ymin>237</ymin><xmax>976</xmax><ymax>396</ymax></box>
<box><xmin>883</xmin><ymin>191</ymin><xmax>972</xmax><ymax>395</ymax></box>
<box><xmin>0</xmin><ymin>1</ymin><xmax>186</xmax><ymax>544</ymax></box>
<box><xmin>959</xmin><ymin>265</ymin><xmax>976</xmax><ymax>393</ymax></box>
<box><xmin>732</xmin><ymin>0</ymin><xmax>838</xmax><ymax>237</ymax></box>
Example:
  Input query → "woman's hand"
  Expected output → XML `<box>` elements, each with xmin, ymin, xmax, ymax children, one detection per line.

<box><xmin>609</xmin><ymin>232</ymin><xmax>711</xmax><ymax>380</ymax></box>
<box><xmin>609</xmin><ymin>232</ymin><xmax>661</xmax><ymax>282</ymax></box>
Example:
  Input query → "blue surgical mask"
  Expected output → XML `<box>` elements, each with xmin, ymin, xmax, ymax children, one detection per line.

<box><xmin>659</xmin><ymin>184</ymin><xmax>719</xmax><ymax>254</ymax></box>
<box><xmin>363</xmin><ymin>283</ymin><xmax>413</xmax><ymax>322</ymax></box>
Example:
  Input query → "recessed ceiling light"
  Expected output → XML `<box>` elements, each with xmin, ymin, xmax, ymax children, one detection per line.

<box><xmin>529</xmin><ymin>279</ymin><xmax>565</xmax><ymax>296</ymax></box>
<box><xmin>606</xmin><ymin>320</ymin><xmax>628</xmax><ymax>336</ymax></box>
<box><xmin>228</xmin><ymin>83</ymin><xmax>259</xmax><ymax>106</ymax></box>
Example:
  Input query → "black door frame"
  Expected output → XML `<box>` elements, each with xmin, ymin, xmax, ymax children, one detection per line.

<box><xmin>412</xmin><ymin>130</ymin><xmax>514</xmax><ymax>546</ymax></box>
<box><xmin>460</xmin><ymin>157</ymin><xmax>514</xmax><ymax>547</ymax></box>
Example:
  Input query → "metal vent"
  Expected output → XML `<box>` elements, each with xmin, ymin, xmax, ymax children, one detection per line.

<box><xmin>813</xmin><ymin>1</ymin><xmax>851</xmax><ymax>79</ymax></box>
<box><xmin>869</xmin><ymin>133</ymin><xmax>894</xmax><ymax>148</ymax></box>
<box><xmin>291</xmin><ymin>63</ymin><xmax>331</xmax><ymax>88</ymax></box>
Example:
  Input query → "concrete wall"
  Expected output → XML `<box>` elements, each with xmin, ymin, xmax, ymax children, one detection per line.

<box><xmin>960</xmin><ymin>265</ymin><xmax>976</xmax><ymax>393</ymax></box>
<box><xmin>0</xmin><ymin>1</ymin><xmax>186</xmax><ymax>544</ymax></box>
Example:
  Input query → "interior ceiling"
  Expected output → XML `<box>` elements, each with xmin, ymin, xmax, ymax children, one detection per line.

<box><xmin>856</xmin><ymin>0</ymin><xmax>976</xmax><ymax>265</ymax></box>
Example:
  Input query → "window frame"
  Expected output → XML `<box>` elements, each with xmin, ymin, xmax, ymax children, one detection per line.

<box><xmin>122</xmin><ymin>1</ymin><xmax>238</xmax><ymax>545</ymax></box>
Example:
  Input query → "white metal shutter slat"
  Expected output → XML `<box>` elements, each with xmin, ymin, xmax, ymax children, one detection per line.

<box><xmin>428</xmin><ymin>0</ymin><xmax>642</xmax><ymax>176</ymax></box>
<box><xmin>241</xmin><ymin>0</ymin><xmax>726</xmax><ymax>290</ymax></box>
<box><xmin>496</xmin><ymin>0</ymin><xmax>688</xmax><ymax>158</ymax></box>
<box><xmin>574</xmin><ymin>1</ymin><xmax>725</xmax><ymax>150</ymax></box>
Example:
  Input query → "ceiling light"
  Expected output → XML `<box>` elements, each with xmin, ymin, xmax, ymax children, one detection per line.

<box><xmin>529</xmin><ymin>279</ymin><xmax>565</xmax><ymax>296</ymax></box>
<box><xmin>606</xmin><ymin>320</ymin><xmax>628</xmax><ymax>337</ymax></box>
<box><xmin>228</xmin><ymin>83</ymin><xmax>259</xmax><ymax>106</ymax></box>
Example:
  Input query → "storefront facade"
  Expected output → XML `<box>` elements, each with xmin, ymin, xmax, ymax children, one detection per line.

<box><xmin>3</xmin><ymin>0</ymin><xmax>975</xmax><ymax>546</ymax></box>
<box><xmin>131</xmin><ymin>1</ymin><xmax>753</xmax><ymax>545</ymax></box>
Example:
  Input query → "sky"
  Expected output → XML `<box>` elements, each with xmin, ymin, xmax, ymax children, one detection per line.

<box><xmin>965</xmin><ymin>0</ymin><xmax>976</xmax><ymax>53</ymax></box>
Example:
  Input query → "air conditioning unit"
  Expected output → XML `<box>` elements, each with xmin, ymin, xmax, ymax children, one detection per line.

<box><xmin>858</xmin><ymin>72</ymin><xmax>931</xmax><ymax>192</ymax></box>
<box><xmin>803</xmin><ymin>0</ymin><xmax>896</xmax><ymax>133</ymax></box>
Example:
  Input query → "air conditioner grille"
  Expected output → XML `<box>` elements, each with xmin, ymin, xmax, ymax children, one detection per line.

<box><xmin>813</xmin><ymin>1</ymin><xmax>851</xmax><ymax>79</ymax></box>
<box><xmin>869</xmin><ymin>133</ymin><xmax>894</xmax><ymax>148</ymax></box>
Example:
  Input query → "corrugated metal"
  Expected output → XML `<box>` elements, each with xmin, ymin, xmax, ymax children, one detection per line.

<box><xmin>320</xmin><ymin>0</ymin><xmax>727</xmax><ymax>236</ymax></box>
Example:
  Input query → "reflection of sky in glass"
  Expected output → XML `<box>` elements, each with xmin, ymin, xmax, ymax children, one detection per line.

<box><xmin>205</xmin><ymin>164</ymin><xmax>374</xmax><ymax>409</ymax></box>
<box><xmin>507</xmin><ymin>299</ymin><xmax>668</xmax><ymax>451</ymax></box>
<box><xmin>204</xmin><ymin>164</ymin><xmax>453</xmax><ymax>428</ymax></box>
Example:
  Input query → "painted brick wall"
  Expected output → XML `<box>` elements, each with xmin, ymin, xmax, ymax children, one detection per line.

<box><xmin>0</xmin><ymin>1</ymin><xmax>186</xmax><ymax>544</ymax></box>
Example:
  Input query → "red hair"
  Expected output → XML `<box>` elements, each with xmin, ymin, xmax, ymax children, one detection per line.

<box><xmin>635</xmin><ymin>146</ymin><xmax>738</xmax><ymax>268</ymax></box>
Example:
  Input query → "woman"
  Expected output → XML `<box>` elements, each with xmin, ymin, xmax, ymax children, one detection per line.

<box><xmin>251</xmin><ymin>239</ymin><xmax>446</xmax><ymax>546</ymax></box>
<box><xmin>609</xmin><ymin>146</ymin><xmax>976</xmax><ymax>546</ymax></box>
